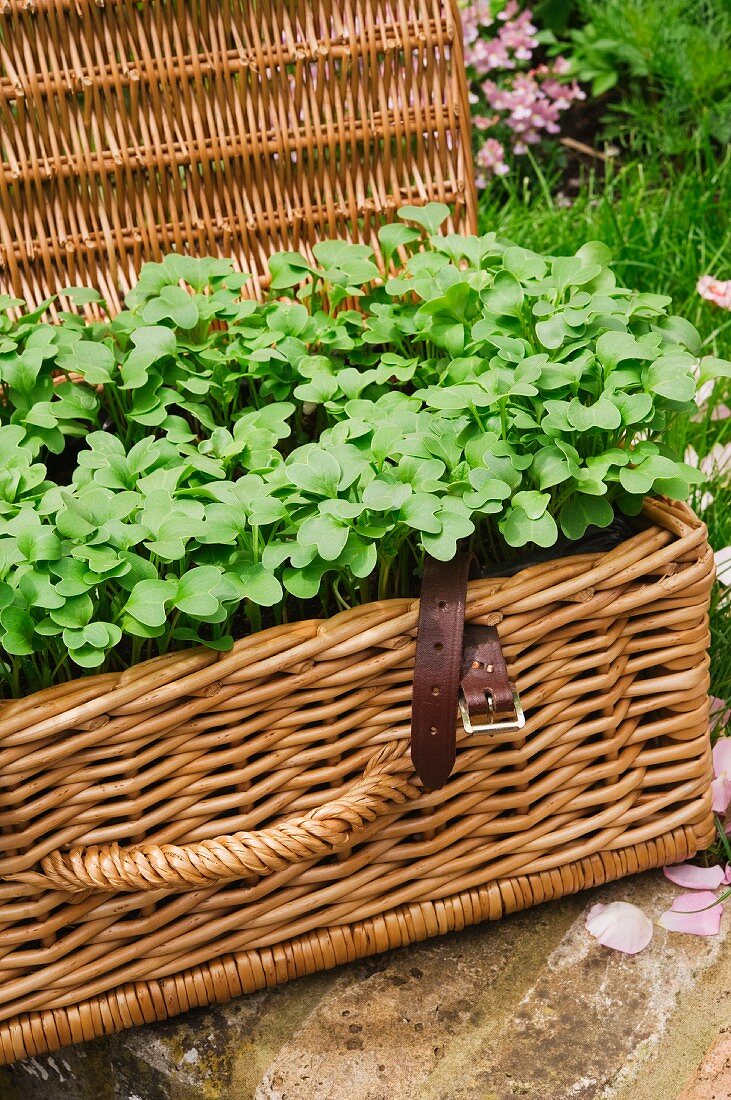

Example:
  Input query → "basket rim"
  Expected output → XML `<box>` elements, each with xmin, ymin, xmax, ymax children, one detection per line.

<box><xmin>0</xmin><ymin>496</ymin><xmax>709</xmax><ymax>726</ymax></box>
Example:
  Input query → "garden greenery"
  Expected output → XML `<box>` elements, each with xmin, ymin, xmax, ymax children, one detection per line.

<box><xmin>0</xmin><ymin>201</ymin><xmax>728</xmax><ymax>697</ymax></box>
<box><xmin>550</xmin><ymin>0</ymin><xmax>731</xmax><ymax>156</ymax></box>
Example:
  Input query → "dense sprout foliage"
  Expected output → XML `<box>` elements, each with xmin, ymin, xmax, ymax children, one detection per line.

<box><xmin>0</xmin><ymin>202</ymin><xmax>728</xmax><ymax>695</ymax></box>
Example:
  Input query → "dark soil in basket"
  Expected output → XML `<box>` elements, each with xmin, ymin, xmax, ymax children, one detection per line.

<box><xmin>479</xmin><ymin>513</ymin><xmax>645</xmax><ymax>579</ymax></box>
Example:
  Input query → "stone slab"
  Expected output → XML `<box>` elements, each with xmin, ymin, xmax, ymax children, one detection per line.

<box><xmin>0</xmin><ymin>870</ymin><xmax>728</xmax><ymax>1100</ymax></box>
<box><xmin>678</xmin><ymin>1034</ymin><xmax>731</xmax><ymax>1100</ymax></box>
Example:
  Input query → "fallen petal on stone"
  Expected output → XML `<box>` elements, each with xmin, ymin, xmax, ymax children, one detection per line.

<box><xmin>657</xmin><ymin>891</ymin><xmax>724</xmax><ymax>936</ymax></box>
<box><xmin>585</xmin><ymin>901</ymin><xmax>653</xmax><ymax>954</ymax></box>
<box><xmin>663</xmin><ymin>863</ymin><xmax>726</xmax><ymax>890</ymax></box>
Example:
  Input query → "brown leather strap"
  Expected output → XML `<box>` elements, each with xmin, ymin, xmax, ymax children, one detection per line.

<box><xmin>411</xmin><ymin>552</ymin><xmax>471</xmax><ymax>790</ymax></box>
<box><xmin>411</xmin><ymin>554</ymin><xmax>520</xmax><ymax>790</ymax></box>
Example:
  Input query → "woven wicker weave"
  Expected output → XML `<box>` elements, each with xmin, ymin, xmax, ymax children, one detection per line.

<box><xmin>0</xmin><ymin>0</ymin><xmax>475</xmax><ymax>310</ymax></box>
<box><xmin>0</xmin><ymin>498</ymin><xmax>715</xmax><ymax>1063</ymax></box>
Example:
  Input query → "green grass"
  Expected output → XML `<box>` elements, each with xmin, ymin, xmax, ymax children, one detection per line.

<box><xmin>481</xmin><ymin>150</ymin><xmax>731</xmax><ymax>857</ymax></box>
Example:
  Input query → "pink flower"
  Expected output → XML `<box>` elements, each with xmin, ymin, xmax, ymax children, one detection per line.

<box><xmin>711</xmin><ymin>695</ymin><xmax>731</xmax><ymax>732</ymax></box>
<box><xmin>685</xmin><ymin>443</ymin><xmax>731</xmax><ymax>478</ymax></box>
<box><xmin>462</xmin><ymin>2</ymin><xmax>584</xmax><ymax>185</ymax></box>
<box><xmin>657</xmin><ymin>891</ymin><xmax>724</xmax><ymax>937</ymax></box>
<box><xmin>697</xmin><ymin>275</ymin><xmax>731</xmax><ymax>311</ymax></box>
<box><xmin>497</xmin><ymin>0</ymin><xmax>520</xmax><ymax>20</ymax></box>
<box><xmin>461</xmin><ymin>0</ymin><xmax>493</xmax><ymax>43</ymax></box>
<box><xmin>692</xmin><ymin>355</ymin><xmax>731</xmax><ymax>417</ymax></box>
<box><xmin>476</xmin><ymin>137</ymin><xmax>509</xmax><ymax>176</ymax></box>
<box><xmin>712</xmin><ymin>735</ymin><xmax>731</xmax><ymax>815</ymax></box>
<box><xmin>585</xmin><ymin>901</ymin><xmax>653</xmax><ymax>954</ymax></box>
<box><xmin>692</xmin><ymin>359</ymin><xmax>731</xmax><ymax>417</ymax></box>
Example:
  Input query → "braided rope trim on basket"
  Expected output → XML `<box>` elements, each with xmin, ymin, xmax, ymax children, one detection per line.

<box><xmin>35</xmin><ymin>741</ymin><xmax>418</xmax><ymax>893</ymax></box>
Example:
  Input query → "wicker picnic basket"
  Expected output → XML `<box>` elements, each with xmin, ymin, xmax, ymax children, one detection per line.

<box><xmin>0</xmin><ymin>0</ymin><xmax>716</xmax><ymax>1067</ymax></box>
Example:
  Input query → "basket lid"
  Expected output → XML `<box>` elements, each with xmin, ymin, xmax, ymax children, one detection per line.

<box><xmin>0</xmin><ymin>0</ymin><xmax>476</xmax><ymax>313</ymax></box>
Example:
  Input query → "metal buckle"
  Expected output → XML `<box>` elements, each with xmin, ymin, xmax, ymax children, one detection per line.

<box><xmin>458</xmin><ymin>686</ymin><xmax>525</xmax><ymax>734</ymax></box>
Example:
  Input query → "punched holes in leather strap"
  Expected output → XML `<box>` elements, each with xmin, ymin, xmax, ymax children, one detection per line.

<box><xmin>411</xmin><ymin>552</ymin><xmax>471</xmax><ymax>790</ymax></box>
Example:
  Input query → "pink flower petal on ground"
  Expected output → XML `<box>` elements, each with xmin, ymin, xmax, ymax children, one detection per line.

<box><xmin>713</xmin><ymin>736</ymin><xmax>731</xmax><ymax>778</ymax></box>
<box><xmin>664</xmin><ymin>863</ymin><xmax>726</xmax><ymax>890</ymax></box>
<box><xmin>657</xmin><ymin>891</ymin><xmax>724</xmax><ymax>936</ymax></box>
<box><xmin>715</xmin><ymin>547</ymin><xmax>731</xmax><ymax>586</ymax></box>
<box><xmin>711</xmin><ymin>776</ymin><xmax>731</xmax><ymax>814</ymax></box>
<box><xmin>585</xmin><ymin>901</ymin><xmax>653</xmax><ymax>954</ymax></box>
<box><xmin>724</xmin><ymin>864</ymin><xmax>731</xmax><ymax>886</ymax></box>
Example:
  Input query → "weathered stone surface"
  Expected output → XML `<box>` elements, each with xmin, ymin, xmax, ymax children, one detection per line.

<box><xmin>0</xmin><ymin>973</ymin><xmax>341</xmax><ymax>1100</ymax></box>
<box><xmin>1</xmin><ymin>870</ymin><xmax>728</xmax><ymax>1100</ymax></box>
<box><xmin>251</xmin><ymin>894</ymin><xmax>579</xmax><ymax>1100</ymax></box>
<box><xmin>609</xmin><ymin>938</ymin><xmax>731</xmax><ymax>1100</ymax></box>
<box><xmin>678</xmin><ymin>1033</ymin><xmax>731</xmax><ymax>1100</ymax></box>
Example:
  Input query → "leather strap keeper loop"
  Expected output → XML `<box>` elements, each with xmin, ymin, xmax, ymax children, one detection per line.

<box><xmin>411</xmin><ymin>553</ymin><xmax>522</xmax><ymax>790</ymax></box>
